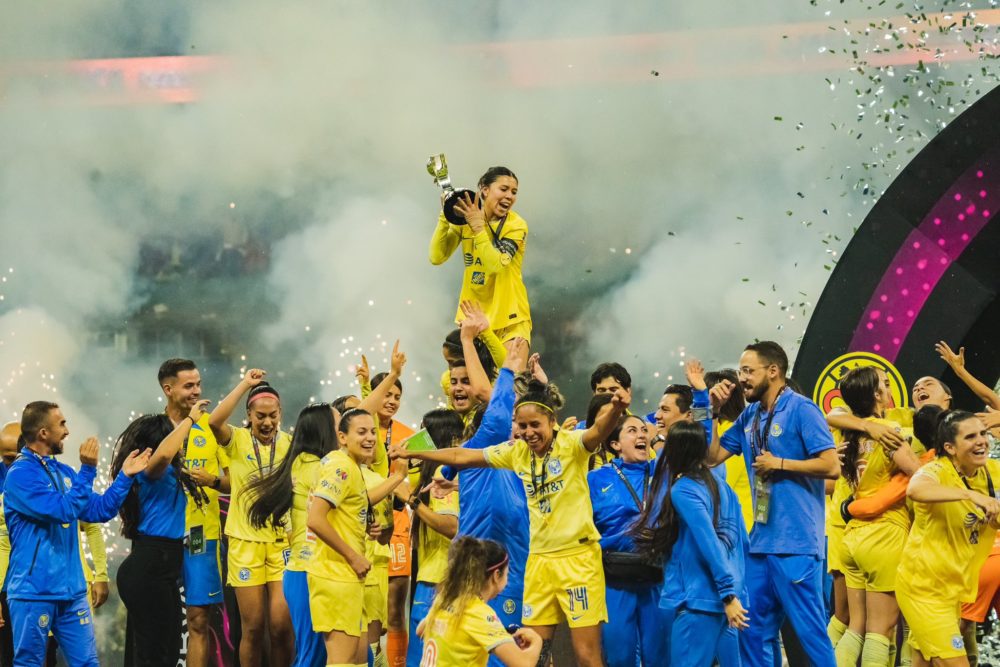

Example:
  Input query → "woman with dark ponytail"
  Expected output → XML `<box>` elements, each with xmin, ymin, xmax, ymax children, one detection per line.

<box><xmin>391</xmin><ymin>377</ymin><xmax>629</xmax><ymax>667</ymax></box>
<box><xmin>112</xmin><ymin>400</ymin><xmax>211</xmax><ymax>667</ymax></box>
<box><xmin>833</xmin><ymin>366</ymin><xmax>921</xmax><ymax>667</ymax></box>
<box><xmin>246</xmin><ymin>403</ymin><xmax>340</xmax><ymax>667</ymax></box>
<box><xmin>418</xmin><ymin>537</ymin><xmax>542</xmax><ymax>666</ymax></box>
<box><xmin>634</xmin><ymin>420</ymin><xmax>748</xmax><ymax>666</ymax></box>
<box><xmin>429</xmin><ymin>165</ymin><xmax>532</xmax><ymax>348</ymax></box>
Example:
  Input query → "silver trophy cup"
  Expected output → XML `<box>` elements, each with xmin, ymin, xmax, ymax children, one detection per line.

<box><xmin>427</xmin><ymin>153</ymin><xmax>477</xmax><ymax>225</ymax></box>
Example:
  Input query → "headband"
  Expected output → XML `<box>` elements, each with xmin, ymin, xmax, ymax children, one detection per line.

<box><xmin>516</xmin><ymin>401</ymin><xmax>554</xmax><ymax>414</ymax></box>
<box><xmin>248</xmin><ymin>392</ymin><xmax>280</xmax><ymax>407</ymax></box>
<box><xmin>486</xmin><ymin>553</ymin><xmax>509</xmax><ymax>573</ymax></box>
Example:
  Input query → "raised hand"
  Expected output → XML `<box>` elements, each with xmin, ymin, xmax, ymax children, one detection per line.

<box><xmin>936</xmin><ymin>341</ymin><xmax>965</xmax><ymax>371</ymax></box>
<box><xmin>355</xmin><ymin>355</ymin><xmax>370</xmax><ymax>385</ymax></box>
<box><xmin>685</xmin><ymin>358</ymin><xmax>707</xmax><ymax>391</ymax></box>
<box><xmin>390</xmin><ymin>340</ymin><xmax>407</xmax><ymax>376</ymax></box>
<box><xmin>189</xmin><ymin>399</ymin><xmax>211</xmax><ymax>423</ymax></box>
<box><xmin>527</xmin><ymin>352</ymin><xmax>549</xmax><ymax>385</ymax></box>
<box><xmin>122</xmin><ymin>448</ymin><xmax>153</xmax><ymax>477</ymax></box>
<box><xmin>459</xmin><ymin>300</ymin><xmax>490</xmax><ymax>337</ymax></box>
<box><xmin>79</xmin><ymin>436</ymin><xmax>100</xmax><ymax>467</ymax></box>
<box><xmin>243</xmin><ymin>368</ymin><xmax>267</xmax><ymax>388</ymax></box>
<box><xmin>503</xmin><ymin>338</ymin><xmax>529</xmax><ymax>374</ymax></box>
<box><xmin>710</xmin><ymin>380</ymin><xmax>736</xmax><ymax>411</ymax></box>
<box><xmin>610</xmin><ymin>388</ymin><xmax>631</xmax><ymax>413</ymax></box>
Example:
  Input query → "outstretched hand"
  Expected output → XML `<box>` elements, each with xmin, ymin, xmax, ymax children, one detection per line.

<box><xmin>122</xmin><ymin>448</ymin><xmax>153</xmax><ymax>477</ymax></box>
<box><xmin>459</xmin><ymin>301</ymin><xmax>490</xmax><ymax>338</ymax></box>
<box><xmin>936</xmin><ymin>341</ymin><xmax>965</xmax><ymax>371</ymax></box>
<box><xmin>503</xmin><ymin>338</ymin><xmax>529</xmax><ymax>374</ymax></box>
<box><xmin>528</xmin><ymin>352</ymin><xmax>549</xmax><ymax>385</ymax></box>
<box><xmin>685</xmin><ymin>358</ymin><xmax>707</xmax><ymax>391</ymax></box>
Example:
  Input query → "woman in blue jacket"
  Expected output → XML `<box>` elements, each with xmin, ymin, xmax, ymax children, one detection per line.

<box><xmin>587</xmin><ymin>414</ymin><xmax>663</xmax><ymax>667</ymax></box>
<box><xmin>636</xmin><ymin>420</ymin><xmax>750</xmax><ymax>667</ymax></box>
<box><xmin>112</xmin><ymin>400</ymin><xmax>212</xmax><ymax>667</ymax></box>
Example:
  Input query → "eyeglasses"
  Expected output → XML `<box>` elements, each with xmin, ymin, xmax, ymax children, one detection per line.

<box><xmin>737</xmin><ymin>365</ymin><xmax>773</xmax><ymax>378</ymax></box>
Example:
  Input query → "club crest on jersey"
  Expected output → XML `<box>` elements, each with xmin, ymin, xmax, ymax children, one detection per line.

<box><xmin>63</xmin><ymin>476</ymin><xmax>72</xmax><ymax>489</ymax></box>
<box><xmin>38</xmin><ymin>614</ymin><xmax>49</xmax><ymax>628</ymax></box>
<box><xmin>192</xmin><ymin>436</ymin><xmax>207</xmax><ymax>448</ymax></box>
<box><xmin>952</xmin><ymin>635</ymin><xmax>965</xmax><ymax>649</ymax></box>
<box><xmin>503</xmin><ymin>599</ymin><xmax>516</xmax><ymax>615</ymax></box>
<box><xmin>522</xmin><ymin>604</ymin><xmax>532</xmax><ymax>619</ymax></box>
<box><xmin>770</xmin><ymin>423</ymin><xmax>783</xmax><ymax>438</ymax></box>
<box><xmin>238</xmin><ymin>568</ymin><xmax>251</xmax><ymax>582</ymax></box>
<box><xmin>547</xmin><ymin>459</ymin><xmax>562</xmax><ymax>476</ymax></box>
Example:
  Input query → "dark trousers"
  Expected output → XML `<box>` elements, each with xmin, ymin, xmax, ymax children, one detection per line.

<box><xmin>118</xmin><ymin>535</ymin><xmax>184</xmax><ymax>667</ymax></box>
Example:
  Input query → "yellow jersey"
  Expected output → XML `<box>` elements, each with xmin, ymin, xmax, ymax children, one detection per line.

<box><xmin>287</xmin><ymin>453</ymin><xmax>322</xmax><ymax>572</ymax></box>
<box><xmin>483</xmin><ymin>429</ymin><xmax>600</xmax><ymax>554</ymax></box>
<box><xmin>361</xmin><ymin>466</ymin><xmax>393</xmax><ymax>569</ymax></box>
<box><xmin>184</xmin><ymin>414</ymin><xmax>229</xmax><ymax>540</ymax></box>
<box><xmin>78</xmin><ymin>522</ymin><xmax>108</xmax><ymax>584</ymax></box>
<box><xmin>416</xmin><ymin>480</ymin><xmax>459</xmax><ymax>584</ymax></box>
<box><xmin>848</xmin><ymin>434</ymin><xmax>909</xmax><ymax>532</ymax></box>
<box><xmin>897</xmin><ymin>458</ymin><xmax>1000</xmax><ymax>603</ymax></box>
<box><xmin>429</xmin><ymin>211</ymin><xmax>531</xmax><ymax>331</ymax></box>
<box><xmin>420</xmin><ymin>597</ymin><xmax>514</xmax><ymax>667</ymax></box>
<box><xmin>222</xmin><ymin>427</ymin><xmax>292</xmax><ymax>542</ymax></box>
<box><xmin>307</xmin><ymin>450</ymin><xmax>368</xmax><ymax>583</ymax></box>
<box><xmin>719</xmin><ymin>419</ymin><xmax>753</xmax><ymax>532</ymax></box>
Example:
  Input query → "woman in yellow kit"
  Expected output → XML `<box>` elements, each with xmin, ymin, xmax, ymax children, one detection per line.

<box><xmin>390</xmin><ymin>380</ymin><xmax>630</xmax><ymax>667</ymax></box>
<box><xmin>833</xmin><ymin>366</ymin><xmax>921</xmax><ymax>667</ymax></box>
<box><xmin>418</xmin><ymin>536</ymin><xmax>542</xmax><ymax>667</ymax></box>
<box><xmin>361</xmin><ymin>462</ymin><xmax>394</xmax><ymax>667</ymax></box>
<box><xmin>246</xmin><ymin>402</ymin><xmax>342</xmax><ymax>667</ymax></box>
<box><xmin>209</xmin><ymin>369</ymin><xmax>293</xmax><ymax>667</ymax></box>
<box><xmin>898</xmin><ymin>410</ymin><xmax>1000</xmax><ymax>666</ymax></box>
<box><xmin>429</xmin><ymin>166</ymin><xmax>531</xmax><ymax>348</ymax></box>
<box><xmin>307</xmin><ymin>408</ymin><xmax>407</xmax><ymax>667</ymax></box>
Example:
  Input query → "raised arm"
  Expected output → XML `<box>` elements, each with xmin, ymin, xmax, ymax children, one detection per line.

<box><xmin>429</xmin><ymin>212</ymin><xmax>462</xmax><ymax>265</ymax></box>
<box><xmin>458</xmin><ymin>303</ymin><xmax>493</xmax><ymax>403</ymax></box>
<box><xmin>938</xmin><ymin>342</ymin><xmax>1000</xmax><ymax>410</ymax></box>
<box><xmin>149</xmin><ymin>400</ymin><xmax>209</xmax><ymax>479</ymax></box>
<box><xmin>708</xmin><ymin>381</ymin><xmax>738</xmax><ymax>466</ymax></box>
<box><xmin>358</xmin><ymin>341</ymin><xmax>407</xmax><ymax>415</ymax></box>
<box><xmin>582</xmin><ymin>389</ymin><xmax>630</xmax><ymax>452</ymax></box>
<box><xmin>83</xmin><ymin>445</ymin><xmax>152</xmax><ymax>523</ymax></box>
<box><xmin>209</xmin><ymin>369</ymin><xmax>267</xmax><ymax>446</ymax></box>
<box><xmin>366</xmin><ymin>457</ymin><xmax>408</xmax><ymax>506</ymax></box>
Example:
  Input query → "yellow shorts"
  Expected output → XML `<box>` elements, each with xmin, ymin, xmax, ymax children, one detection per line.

<box><xmin>308</xmin><ymin>574</ymin><xmax>364</xmax><ymax>636</ymax></box>
<box><xmin>827</xmin><ymin>523</ymin><xmax>845</xmax><ymax>573</ymax></box>
<box><xmin>522</xmin><ymin>542</ymin><xmax>606</xmax><ymax>628</ymax></box>
<box><xmin>227</xmin><ymin>537</ymin><xmax>289</xmax><ymax>587</ymax></box>
<box><xmin>363</xmin><ymin>562</ymin><xmax>389</xmax><ymax>627</ymax></box>
<box><xmin>493</xmin><ymin>320</ymin><xmax>531</xmax><ymax>345</ymax></box>
<box><xmin>897</xmin><ymin>587</ymin><xmax>965</xmax><ymax>659</ymax></box>
<box><xmin>842</xmin><ymin>521</ymin><xmax>907</xmax><ymax>592</ymax></box>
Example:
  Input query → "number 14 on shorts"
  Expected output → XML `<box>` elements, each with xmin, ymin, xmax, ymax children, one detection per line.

<box><xmin>566</xmin><ymin>586</ymin><xmax>589</xmax><ymax>612</ymax></box>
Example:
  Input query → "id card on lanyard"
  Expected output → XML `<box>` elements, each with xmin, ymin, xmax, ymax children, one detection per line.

<box><xmin>750</xmin><ymin>387</ymin><xmax>784</xmax><ymax>525</ymax></box>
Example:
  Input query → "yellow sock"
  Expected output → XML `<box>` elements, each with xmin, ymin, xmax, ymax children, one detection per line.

<box><xmin>828</xmin><ymin>616</ymin><xmax>848</xmax><ymax>646</ymax></box>
<box><xmin>861</xmin><ymin>633</ymin><xmax>890</xmax><ymax>667</ymax></box>
<box><xmin>836</xmin><ymin>630</ymin><xmax>864</xmax><ymax>667</ymax></box>
<box><xmin>888</xmin><ymin>631</ymin><xmax>897</xmax><ymax>667</ymax></box>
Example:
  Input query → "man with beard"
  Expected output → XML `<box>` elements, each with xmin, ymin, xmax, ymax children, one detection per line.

<box><xmin>708</xmin><ymin>341</ymin><xmax>840</xmax><ymax>667</ymax></box>
<box><xmin>4</xmin><ymin>401</ymin><xmax>149</xmax><ymax>666</ymax></box>
<box><xmin>158</xmin><ymin>359</ymin><xmax>230</xmax><ymax>667</ymax></box>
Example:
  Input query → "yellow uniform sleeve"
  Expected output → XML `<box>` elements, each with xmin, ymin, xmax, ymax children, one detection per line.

<box><xmin>0</xmin><ymin>498</ymin><xmax>9</xmax><ymax>587</ymax></box>
<box><xmin>471</xmin><ymin>229</ymin><xmax>525</xmax><ymax>275</ymax></box>
<box><xmin>483</xmin><ymin>440</ymin><xmax>523</xmax><ymax>471</ymax></box>
<box><xmin>82</xmin><ymin>521</ymin><xmax>109</xmax><ymax>583</ymax></box>
<box><xmin>465</xmin><ymin>602</ymin><xmax>516</xmax><ymax>653</ymax></box>
<box><xmin>314</xmin><ymin>461</ymin><xmax>353</xmax><ymax>508</ymax></box>
<box><xmin>478</xmin><ymin>329</ymin><xmax>507</xmax><ymax>369</ymax></box>
<box><xmin>360</xmin><ymin>379</ymin><xmax>372</xmax><ymax>400</ymax></box>
<box><xmin>217</xmin><ymin>445</ymin><xmax>230</xmax><ymax>470</ymax></box>
<box><xmin>429</xmin><ymin>214</ymin><xmax>462</xmax><ymax>265</ymax></box>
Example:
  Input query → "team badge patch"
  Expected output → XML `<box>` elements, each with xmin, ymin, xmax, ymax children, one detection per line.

<box><xmin>193</xmin><ymin>436</ymin><xmax>207</xmax><ymax>448</ymax></box>
<box><xmin>522</xmin><ymin>604</ymin><xmax>533</xmax><ymax>619</ymax></box>
<box><xmin>770</xmin><ymin>423</ymin><xmax>783</xmax><ymax>438</ymax></box>
<box><xmin>63</xmin><ymin>477</ymin><xmax>73</xmax><ymax>489</ymax></box>
<box><xmin>952</xmin><ymin>635</ymin><xmax>965</xmax><ymax>650</ymax></box>
<box><xmin>238</xmin><ymin>568</ymin><xmax>251</xmax><ymax>582</ymax></box>
<box><xmin>547</xmin><ymin>459</ymin><xmax>562</xmax><ymax>476</ymax></box>
<box><xmin>335</xmin><ymin>468</ymin><xmax>349</xmax><ymax>481</ymax></box>
<box><xmin>38</xmin><ymin>614</ymin><xmax>49</xmax><ymax>628</ymax></box>
<box><xmin>503</xmin><ymin>599</ymin><xmax>516</xmax><ymax>615</ymax></box>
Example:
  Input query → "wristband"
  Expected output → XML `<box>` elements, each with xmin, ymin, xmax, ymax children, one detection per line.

<box><xmin>407</xmin><ymin>495</ymin><xmax>422</xmax><ymax>510</ymax></box>
<box><xmin>723</xmin><ymin>594</ymin><xmax>737</xmax><ymax>605</ymax></box>
<box><xmin>187</xmin><ymin>414</ymin><xmax>198</xmax><ymax>425</ymax></box>
<box><xmin>211</xmin><ymin>476</ymin><xmax>221</xmax><ymax>490</ymax></box>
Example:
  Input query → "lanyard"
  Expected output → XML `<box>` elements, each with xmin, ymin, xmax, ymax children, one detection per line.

<box><xmin>384</xmin><ymin>422</ymin><xmax>393</xmax><ymax>449</ymax></box>
<box><xmin>953</xmin><ymin>459</ymin><xmax>996</xmax><ymax>499</ymax></box>
<box><xmin>251</xmin><ymin>434</ymin><xmax>277</xmax><ymax>475</ymax></box>
<box><xmin>29</xmin><ymin>452</ymin><xmax>66</xmax><ymax>495</ymax></box>
<box><xmin>750</xmin><ymin>386</ymin><xmax>786</xmax><ymax>458</ymax></box>
<box><xmin>610</xmin><ymin>461</ymin><xmax>649</xmax><ymax>512</ymax></box>
<box><xmin>529</xmin><ymin>451</ymin><xmax>551</xmax><ymax>506</ymax></box>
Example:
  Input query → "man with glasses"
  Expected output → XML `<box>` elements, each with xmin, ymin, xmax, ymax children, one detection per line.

<box><xmin>708</xmin><ymin>341</ymin><xmax>840</xmax><ymax>667</ymax></box>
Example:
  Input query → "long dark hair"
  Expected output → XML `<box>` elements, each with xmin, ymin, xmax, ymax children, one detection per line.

<box><xmin>425</xmin><ymin>537</ymin><xmax>508</xmax><ymax>632</ymax></box>
<box><xmin>634</xmin><ymin>421</ymin><xmax>721</xmax><ymax>562</ymax></box>
<box><xmin>913</xmin><ymin>404</ymin><xmax>945</xmax><ymax>453</ymax></box>
<box><xmin>110</xmin><ymin>414</ymin><xmax>205</xmax><ymax>540</ymax></box>
<box><xmin>705</xmin><ymin>369</ymin><xmax>745</xmax><ymax>422</ymax></box>
<box><xmin>246</xmin><ymin>403</ymin><xmax>339</xmax><ymax>530</ymax></box>
<box><xmin>839</xmin><ymin>366</ymin><xmax>881</xmax><ymax>487</ymax></box>
<box><xmin>412</xmin><ymin>409</ymin><xmax>465</xmax><ymax>568</ymax></box>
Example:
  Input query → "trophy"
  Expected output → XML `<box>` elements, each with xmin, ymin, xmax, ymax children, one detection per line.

<box><xmin>427</xmin><ymin>153</ymin><xmax>477</xmax><ymax>225</ymax></box>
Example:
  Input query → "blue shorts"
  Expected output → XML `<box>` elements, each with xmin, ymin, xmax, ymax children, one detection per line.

<box><xmin>183</xmin><ymin>539</ymin><xmax>223</xmax><ymax>607</ymax></box>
